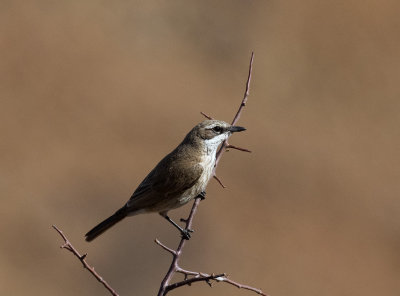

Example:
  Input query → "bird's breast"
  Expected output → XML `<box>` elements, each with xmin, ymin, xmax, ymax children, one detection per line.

<box><xmin>176</xmin><ymin>147</ymin><xmax>217</xmax><ymax>207</ymax></box>
<box><xmin>198</xmin><ymin>152</ymin><xmax>216</xmax><ymax>191</ymax></box>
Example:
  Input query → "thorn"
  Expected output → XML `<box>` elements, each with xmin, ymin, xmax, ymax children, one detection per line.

<box><xmin>225</xmin><ymin>144</ymin><xmax>251</xmax><ymax>153</ymax></box>
<box><xmin>200</xmin><ymin>111</ymin><xmax>213</xmax><ymax>120</ymax></box>
<box><xmin>213</xmin><ymin>175</ymin><xmax>226</xmax><ymax>188</ymax></box>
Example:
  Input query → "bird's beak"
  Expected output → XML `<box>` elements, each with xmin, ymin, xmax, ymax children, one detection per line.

<box><xmin>228</xmin><ymin>126</ymin><xmax>246</xmax><ymax>133</ymax></box>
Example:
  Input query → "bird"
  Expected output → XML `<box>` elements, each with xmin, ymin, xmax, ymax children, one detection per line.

<box><xmin>85</xmin><ymin>119</ymin><xmax>246</xmax><ymax>242</ymax></box>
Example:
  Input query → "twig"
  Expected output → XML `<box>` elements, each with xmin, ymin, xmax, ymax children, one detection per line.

<box><xmin>214</xmin><ymin>51</ymin><xmax>254</xmax><ymax>169</ymax></box>
<box><xmin>52</xmin><ymin>225</ymin><xmax>119</xmax><ymax>296</ymax></box>
<box><xmin>176</xmin><ymin>267</ymin><xmax>209</xmax><ymax>277</ymax></box>
<box><xmin>219</xmin><ymin>277</ymin><xmax>268</xmax><ymax>296</ymax></box>
<box><xmin>232</xmin><ymin>51</ymin><xmax>254</xmax><ymax>125</ymax></box>
<box><xmin>226</xmin><ymin>144</ymin><xmax>252</xmax><ymax>153</ymax></box>
<box><xmin>155</xmin><ymin>239</ymin><xmax>177</xmax><ymax>256</ymax></box>
<box><xmin>202</xmin><ymin>50</ymin><xmax>253</xmax><ymax>172</ymax></box>
<box><xmin>165</xmin><ymin>273</ymin><xmax>226</xmax><ymax>293</ymax></box>
<box><xmin>175</xmin><ymin>268</ymin><xmax>268</xmax><ymax>296</ymax></box>
<box><xmin>156</xmin><ymin>52</ymin><xmax>264</xmax><ymax>296</ymax></box>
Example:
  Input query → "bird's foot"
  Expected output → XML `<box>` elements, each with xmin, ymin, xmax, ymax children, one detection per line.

<box><xmin>181</xmin><ymin>228</ymin><xmax>194</xmax><ymax>240</ymax></box>
<box><xmin>197</xmin><ymin>191</ymin><xmax>206</xmax><ymax>200</ymax></box>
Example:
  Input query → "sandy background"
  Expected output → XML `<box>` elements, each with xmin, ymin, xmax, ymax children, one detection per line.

<box><xmin>1</xmin><ymin>1</ymin><xmax>399</xmax><ymax>295</ymax></box>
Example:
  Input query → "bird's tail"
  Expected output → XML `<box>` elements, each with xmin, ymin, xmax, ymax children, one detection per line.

<box><xmin>85</xmin><ymin>207</ymin><xmax>127</xmax><ymax>242</ymax></box>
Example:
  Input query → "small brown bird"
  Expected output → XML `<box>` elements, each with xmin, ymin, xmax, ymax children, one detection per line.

<box><xmin>85</xmin><ymin>119</ymin><xmax>246</xmax><ymax>241</ymax></box>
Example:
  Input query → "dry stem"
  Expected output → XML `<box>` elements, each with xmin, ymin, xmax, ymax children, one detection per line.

<box><xmin>175</xmin><ymin>268</ymin><xmax>268</xmax><ymax>296</ymax></box>
<box><xmin>52</xmin><ymin>225</ymin><xmax>119</xmax><ymax>296</ymax></box>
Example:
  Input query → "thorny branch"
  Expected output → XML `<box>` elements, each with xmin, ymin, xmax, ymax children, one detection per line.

<box><xmin>52</xmin><ymin>225</ymin><xmax>119</xmax><ymax>296</ymax></box>
<box><xmin>165</xmin><ymin>273</ymin><xmax>226</xmax><ymax>292</ymax></box>
<box><xmin>201</xmin><ymin>51</ymin><xmax>253</xmax><ymax>187</ymax></box>
<box><xmin>156</xmin><ymin>52</ymin><xmax>267</xmax><ymax>296</ymax></box>
<box><xmin>175</xmin><ymin>268</ymin><xmax>267</xmax><ymax>296</ymax></box>
<box><xmin>214</xmin><ymin>51</ymin><xmax>254</xmax><ymax>169</ymax></box>
<box><xmin>52</xmin><ymin>52</ymin><xmax>265</xmax><ymax>296</ymax></box>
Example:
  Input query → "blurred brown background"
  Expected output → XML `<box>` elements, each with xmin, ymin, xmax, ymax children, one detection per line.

<box><xmin>1</xmin><ymin>1</ymin><xmax>399</xmax><ymax>295</ymax></box>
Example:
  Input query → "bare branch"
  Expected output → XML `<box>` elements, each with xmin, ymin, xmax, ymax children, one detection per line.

<box><xmin>231</xmin><ymin>51</ymin><xmax>254</xmax><ymax>126</ymax></box>
<box><xmin>52</xmin><ymin>225</ymin><xmax>119</xmax><ymax>296</ymax></box>
<box><xmin>214</xmin><ymin>51</ymin><xmax>254</xmax><ymax>169</ymax></box>
<box><xmin>165</xmin><ymin>273</ymin><xmax>226</xmax><ymax>294</ymax></box>
<box><xmin>218</xmin><ymin>277</ymin><xmax>268</xmax><ymax>296</ymax></box>
<box><xmin>176</xmin><ymin>268</ymin><xmax>268</xmax><ymax>296</ymax></box>
<box><xmin>156</xmin><ymin>52</ymin><xmax>264</xmax><ymax>296</ymax></box>
<box><xmin>155</xmin><ymin>239</ymin><xmax>177</xmax><ymax>256</ymax></box>
<box><xmin>176</xmin><ymin>267</ymin><xmax>209</xmax><ymax>277</ymax></box>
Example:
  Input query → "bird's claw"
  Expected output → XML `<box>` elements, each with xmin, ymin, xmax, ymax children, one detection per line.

<box><xmin>197</xmin><ymin>191</ymin><xmax>206</xmax><ymax>200</ymax></box>
<box><xmin>181</xmin><ymin>228</ymin><xmax>194</xmax><ymax>240</ymax></box>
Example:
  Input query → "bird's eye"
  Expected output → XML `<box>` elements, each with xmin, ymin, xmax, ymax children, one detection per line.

<box><xmin>212</xmin><ymin>126</ymin><xmax>223</xmax><ymax>133</ymax></box>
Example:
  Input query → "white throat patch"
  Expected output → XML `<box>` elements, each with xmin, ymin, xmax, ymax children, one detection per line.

<box><xmin>204</xmin><ymin>133</ymin><xmax>229</xmax><ymax>155</ymax></box>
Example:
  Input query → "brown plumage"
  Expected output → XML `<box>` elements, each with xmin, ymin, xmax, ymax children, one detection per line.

<box><xmin>85</xmin><ymin>120</ymin><xmax>245</xmax><ymax>241</ymax></box>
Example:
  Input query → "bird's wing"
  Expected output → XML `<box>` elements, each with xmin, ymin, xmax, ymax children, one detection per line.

<box><xmin>129</xmin><ymin>168</ymin><xmax>156</xmax><ymax>199</ymax></box>
<box><xmin>126</xmin><ymin>160</ymin><xmax>204</xmax><ymax>209</ymax></box>
<box><xmin>155</xmin><ymin>162</ymin><xmax>204</xmax><ymax>197</ymax></box>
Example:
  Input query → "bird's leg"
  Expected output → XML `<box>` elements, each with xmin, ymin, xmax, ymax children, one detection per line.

<box><xmin>161</xmin><ymin>214</ymin><xmax>193</xmax><ymax>240</ymax></box>
<box><xmin>180</xmin><ymin>192</ymin><xmax>206</xmax><ymax>223</ymax></box>
<box><xmin>197</xmin><ymin>191</ymin><xmax>206</xmax><ymax>200</ymax></box>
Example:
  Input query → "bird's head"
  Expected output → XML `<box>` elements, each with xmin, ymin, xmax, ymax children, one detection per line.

<box><xmin>188</xmin><ymin>119</ymin><xmax>246</xmax><ymax>150</ymax></box>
